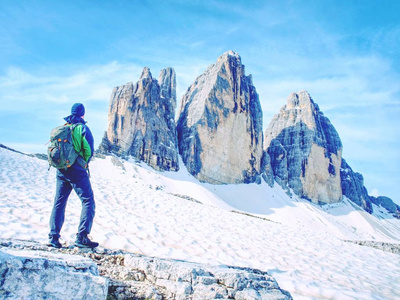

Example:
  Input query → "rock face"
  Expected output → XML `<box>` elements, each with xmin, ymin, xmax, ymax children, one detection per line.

<box><xmin>159</xmin><ymin>67</ymin><xmax>177</xmax><ymax>111</ymax></box>
<box><xmin>177</xmin><ymin>51</ymin><xmax>263</xmax><ymax>184</ymax></box>
<box><xmin>99</xmin><ymin>67</ymin><xmax>179</xmax><ymax>171</ymax></box>
<box><xmin>0</xmin><ymin>247</ymin><xmax>108</xmax><ymax>299</ymax></box>
<box><xmin>261</xmin><ymin>151</ymin><xmax>274</xmax><ymax>187</ymax></box>
<box><xmin>340</xmin><ymin>159</ymin><xmax>373</xmax><ymax>213</ymax></box>
<box><xmin>0</xmin><ymin>239</ymin><xmax>292</xmax><ymax>300</ymax></box>
<box><xmin>265</xmin><ymin>91</ymin><xmax>343</xmax><ymax>203</ymax></box>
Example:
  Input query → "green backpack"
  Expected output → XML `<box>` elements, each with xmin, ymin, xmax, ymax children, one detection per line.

<box><xmin>47</xmin><ymin>124</ymin><xmax>79</xmax><ymax>170</ymax></box>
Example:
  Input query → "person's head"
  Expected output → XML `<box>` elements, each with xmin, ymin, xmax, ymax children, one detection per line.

<box><xmin>71</xmin><ymin>103</ymin><xmax>85</xmax><ymax>119</ymax></box>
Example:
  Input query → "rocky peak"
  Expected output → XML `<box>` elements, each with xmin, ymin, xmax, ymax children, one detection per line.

<box><xmin>99</xmin><ymin>67</ymin><xmax>179</xmax><ymax>171</ymax></box>
<box><xmin>219</xmin><ymin>50</ymin><xmax>240</xmax><ymax>59</ymax></box>
<box><xmin>216</xmin><ymin>50</ymin><xmax>243</xmax><ymax>73</ymax></box>
<box><xmin>286</xmin><ymin>91</ymin><xmax>314</xmax><ymax>109</ymax></box>
<box><xmin>265</xmin><ymin>91</ymin><xmax>343</xmax><ymax>203</ymax></box>
<box><xmin>140</xmin><ymin>67</ymin><xmax>152</xmax><ymax>79</ymax></box>
<box><xmin>177</xmin><ymin>51</ymin><xmax>263</xmax><ymax>184</ymax></box>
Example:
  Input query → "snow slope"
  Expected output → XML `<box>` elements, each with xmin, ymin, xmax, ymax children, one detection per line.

<box><xmin>0</xmin><ymin>146</ymin><xmax>399</xmax><ymax>299</ymax></box>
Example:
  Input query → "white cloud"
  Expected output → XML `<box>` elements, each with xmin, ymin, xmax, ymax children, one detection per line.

<box><xmin>370</xmin><ymin>188</ymin><xmax>379</xmax><ymax>198</ymax></box>
<box><xmin>0</xmin><ymin>61</ymin><xmax>143</xmax><ymax>110</ymax></box>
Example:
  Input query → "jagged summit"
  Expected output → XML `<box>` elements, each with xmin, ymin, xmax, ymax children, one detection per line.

<box><xmin>140</xmin><ymin>66</ymin><xmax>152</xmax><ymax>79</ymax></box>
<box><xmin>99</xmin><ymin>67</ymin><xmax>179</xmax><ymax>171</ymax></box>
<box><xmin>159</xmin><ymin>67</ymin><xmax>177</xmax><ymax>111</ymax></box>
<box><xmin>286</xmin><ymin>90</ymin><xmax>316</xmax><ymax>110</ymax></box>
<box><xmin>217</xmin><ymin>50</ymin><xmax>241</xmax><ymax>63</ymax></box>
<box><xmin>177</xmin><ymin>51</ymin><xmax>263</xmax><ymax>184</ymax></box>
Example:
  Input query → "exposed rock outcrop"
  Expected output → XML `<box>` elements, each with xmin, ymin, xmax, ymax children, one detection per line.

<box><xmin>261</xmin><ymin>151</ymin><xmax>274</xmax><ymax>187</ymax></box>
<box><xmin>345</xmin><ymin>240</ymin><xmax>400</xmax><ymax>255</ymax></box>
<box><xmin>99</xmin><ymin>67</ymin><xmax>179</xmax><ymax>171</ymax></box>
<box><xmin>177</xmin><ymin>51</ymin><xmax>263</xmax><ymax>184</ymax></box>
<box><xmin>123</xmin><ymin>254</ymin><xmax>292</xmax><ymax>300</ymax></box>
<box><xmin>370</xmin><ymin>196</ymin><xmax>400</xmax><ymax>219</ymax></box>
<box><xmin>265</xmin><ymin>91</ymin><xmax>343</xmax><ymax>203</ymax></box>
<box><xmin>340</xmin><ymin>158</ymin><xmax>373</xmax><ymax>213</ymax></box>
<box><xmin>0</xmin><ymin>239</ymin><xmax>292</xmax><ymax>300</ymax></box>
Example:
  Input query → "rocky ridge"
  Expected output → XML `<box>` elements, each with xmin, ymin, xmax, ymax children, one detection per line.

<box><xmin>370</xmin><ymin>196</ymin><xmax>400</xmax><ymax>219</ymax></box>
<box><xmin>340</xmin><ymin>158</ymin><xmax>373</xmax><ymax>213</ymax></box>
<box><xmin>0</xmin><ymin>239</ymin><xmax>292</xmax><ymax>300</ymax></box>
<box><xmin>177</xmin><ymin>50</ymin><xmax>263</xmax><ymax>184</ymax></box>
<box><xmin>95</xmin><ymin>51</ymin><xmax>398</xmax><ymax>216</ymax></box>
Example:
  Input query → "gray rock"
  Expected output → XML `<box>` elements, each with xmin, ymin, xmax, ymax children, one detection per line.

<box><xmin>177</xmin><ymin>50</ymin><xmax>263</xmax><ymax>184</ymax></box>
<box><xmin>99</xmin><ymin>67</ymin><xmax>179</xmax><ymax>171</ymax></box>
<box><xmin>261</xmin><ymin>151</ymin><xmax>274</xmax><ymax>187</ymax></box>
<box><xmin>345</xmin><ymin>240</ymin><xmax>400</xmax><ymax>254</ymax></box>
<box><xmin>0</xmin><ymin>248</ymin><xmax>108</xmax><ymax>300</ymax></box>
<box><xmin>265</xmin><ymin>91</ymin><xmax>343</xmax><ymax>203</ymax></box>
<box><xmin>159</xmin><ymin>67</ymin><xmax>177</xmax><ymax>111</ymax></box>
<box><xmin>124</xmin><ymin>254</ymin><xmax>292</xmax><ymax>300</ymax></box>
<box><xmin>340</xmin><ymin>158</ymin><xmax>373</xmax><ymax>213</ymax></box>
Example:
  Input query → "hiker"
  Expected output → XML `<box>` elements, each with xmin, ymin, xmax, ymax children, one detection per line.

<box><xmin>48</xmin><ymin>103</ymin><xmax>99</xmax><ymax>248</ymax></box>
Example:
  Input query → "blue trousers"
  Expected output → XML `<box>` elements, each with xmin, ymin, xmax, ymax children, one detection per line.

<box><xmin>49</xmin><ymin>163</ymin><xmax>95</xmax><ymax>239</ymax></box>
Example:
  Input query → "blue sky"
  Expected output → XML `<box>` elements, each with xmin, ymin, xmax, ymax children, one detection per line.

<box><xmin>1</xmin><ymin>0</ymin><xmax>399</xmax><ymax>204</ymax></box>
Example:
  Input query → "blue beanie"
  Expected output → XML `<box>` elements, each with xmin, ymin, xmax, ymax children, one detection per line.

<box><xmin>71</xmin><ymin>103</ymin><xmax>85</xmax><ymax>117</ymax></box>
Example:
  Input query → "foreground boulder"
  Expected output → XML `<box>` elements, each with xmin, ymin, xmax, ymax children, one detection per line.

<box><xmin>177</xmin><ymin>50</ymin><xmax>263</xmax><ymax>184</ymax></box>
<box><xmin>0</xmin><ymin>246</ymin><xmax>108</xmax><ymax>299</ymax></box>
<box><xmin>265</xmin><ymin>91</ymin><xmax>343</xmax><ymax>203</ymax></box>
<box><xmin>99</xmin><ymin>67</ymin><xmax>179</xmax><ymax>171</ymax></box>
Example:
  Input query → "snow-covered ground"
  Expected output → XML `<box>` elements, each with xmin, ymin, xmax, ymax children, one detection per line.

<box><xmin>0</xmin><ymin>146</ymin><xmax>399</xmax><ymax>299</ymax></box>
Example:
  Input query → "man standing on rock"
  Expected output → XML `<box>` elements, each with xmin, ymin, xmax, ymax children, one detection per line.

<box><xmin>48</xmin><ymin>103</ymin><xmax>99</xmax><ymax>249</ymax></box>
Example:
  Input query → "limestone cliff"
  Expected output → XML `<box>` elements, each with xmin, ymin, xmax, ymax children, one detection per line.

<box><xmin>265</xmin><ymin>91</ymin><xmax>343</xmax><ymax>203</ymax></box>
<box><xmin>177</xmin><ymin>51</ymin><xmax>263</xmax><ymax>184</ymax></box>
<box><xmin>99</xmin><ymin>67</ymin><xmax>179</xmax><ymax>171</ymax></box>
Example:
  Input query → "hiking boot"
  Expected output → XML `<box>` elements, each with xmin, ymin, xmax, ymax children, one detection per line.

<box><xmin>75</xmin><ymin>234</ymin><xmax>99</xmax><ymax>248</ymax></box>
<box><xmin>47</xmin><ymin>236</ymin><xmax>62</xmax><ymax>248</ymax></box>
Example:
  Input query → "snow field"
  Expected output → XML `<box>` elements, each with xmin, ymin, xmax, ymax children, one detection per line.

<box><xmin>0</xmin><ymin>147</ymin><xmax>399</xmax><ymax>299</ymax></box>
